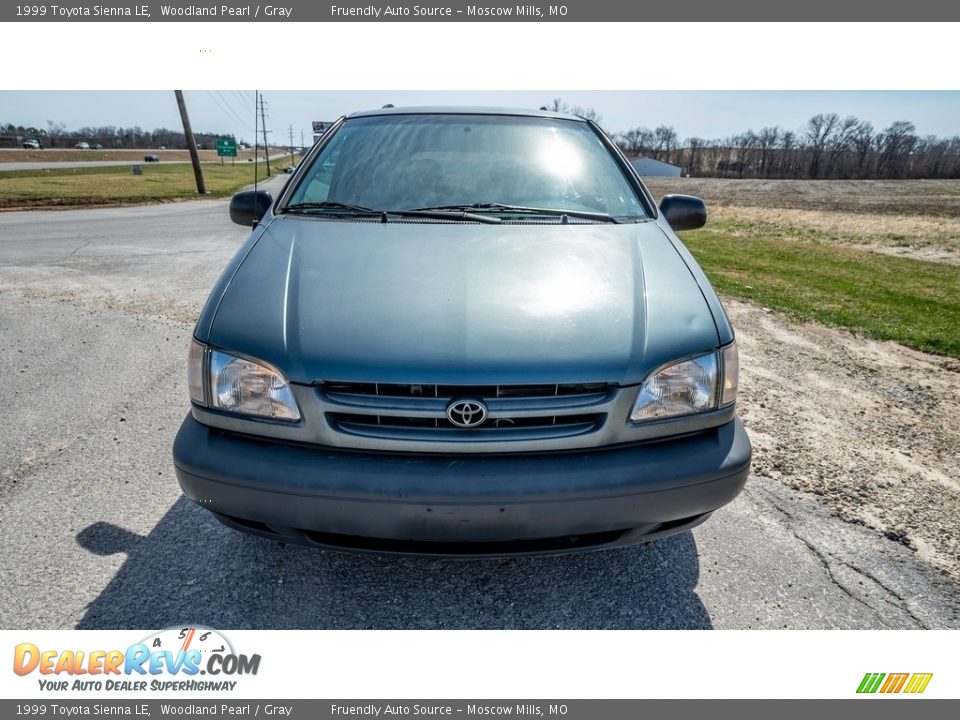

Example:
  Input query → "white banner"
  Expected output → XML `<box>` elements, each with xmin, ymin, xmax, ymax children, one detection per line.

<box><xmin>1</xmin><ymin>629</ymin><xmax>953</xmax><ymax>699</ymax></box>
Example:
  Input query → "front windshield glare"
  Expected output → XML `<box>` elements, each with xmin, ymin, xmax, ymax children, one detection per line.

<box><xmin>287</xmin><ymin>114</ymin><xmax>648</xmax><ymax>220</ymax></box>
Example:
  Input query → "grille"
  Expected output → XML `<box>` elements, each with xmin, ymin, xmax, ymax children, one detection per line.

<box><xmin>322</xmin><ymin>382</ymin><xmax>611</xmax><ymax>442</ymax></box>
<box><xmin>324</xmin><ymin>382</ymin><xmax>609</xmax><ymax>398</ymax></box>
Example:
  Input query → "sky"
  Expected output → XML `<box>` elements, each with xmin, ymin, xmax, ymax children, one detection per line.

<box><xmin>2</xmin><ymin>90</ymin><xmax>959</xmax><ymax>146</ymax></box>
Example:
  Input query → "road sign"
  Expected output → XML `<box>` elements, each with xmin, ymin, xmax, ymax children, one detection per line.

<box><xmin>216</xmin><ymin>138</ymin><xmax>237</xmax><ymax>157</ymax></box>
<box><xmin>312</xmin><ymin>121</ymin><xmax>334</xmax><ymax>142</ymax></box>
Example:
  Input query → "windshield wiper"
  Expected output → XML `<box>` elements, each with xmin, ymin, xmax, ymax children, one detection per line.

<box><xmin>412</xmin><ymin>203</ymin><xmax>622</xmax><ymax>224</ymax></box>
<box><xmin>286</xmin><ymin>201</ymin><xmax>380</xmax><ymax>214</ymax></box>
<box><xmin>389</xmin><ymin>208</ymin><xmax>500</xmax><ymax>224</ymax></box>
<box><xmin>284</xmin><ymin>202</ymin><xmax>500</xmax><ymax>224</ymax></box>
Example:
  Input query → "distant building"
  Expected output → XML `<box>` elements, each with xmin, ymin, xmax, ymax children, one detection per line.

<box><xmin>630</xmin><ymin>156</ymin><xmax>682</xmax><ymax>177</ymax></box>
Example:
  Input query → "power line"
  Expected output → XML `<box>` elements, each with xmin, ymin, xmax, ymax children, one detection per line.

<box><xmin>231</xmin><ymin>90</ymin><xmax>255</xmax><ymax>111</ymax></box>
<box><xmin>217</xmin><ymin>90</ymin><xmax>257</xmax><ymax>131</ymax></box>
<box><xmin>204</xmin><ymin>91</ymin><xmax>237</xmax><ymax>124</ymax></box>
<box><xmin>210</xmin><ymin>90</ymin><xmax>254</xmax><ymax>133</ymax></box>
<box><xmin>214</xmin><ymin>90</ymin><xmax>249</xmax><ymax>127</ymax></box>
<box><xmin>205</xmin><ymin>91</ymin><xmax>250</xmax><ymax>136</ymax></box>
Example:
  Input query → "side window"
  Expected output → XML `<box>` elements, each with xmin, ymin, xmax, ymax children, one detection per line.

<box><xmin>296</xmin><ymin>135</ymin><xmax>344</xmax><ymax>203</ymax></box>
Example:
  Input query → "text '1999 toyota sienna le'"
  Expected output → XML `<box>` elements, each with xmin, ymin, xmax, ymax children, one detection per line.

<box><xmin>172</xmin><ymin>106</ymin><xmax>752</xmax><ymax>556</ymax></box>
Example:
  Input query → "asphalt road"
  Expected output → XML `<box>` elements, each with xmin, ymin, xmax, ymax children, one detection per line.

<box><xmin>0</xmin><ymin>184</ymin><xmax>957</xmax><ymax>630</ymax></box>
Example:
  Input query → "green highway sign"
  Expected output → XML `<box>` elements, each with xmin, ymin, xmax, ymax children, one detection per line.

<box><xmin>216</xmin><ymin>138</ymin><xmax>237</xmax><ymax>157</ymax></box>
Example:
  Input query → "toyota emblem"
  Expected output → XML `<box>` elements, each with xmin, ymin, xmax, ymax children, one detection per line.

<box><xmin>446</xmin><ymin>399</ymin><xmax>488</xmax><ymax>428</ymax></box>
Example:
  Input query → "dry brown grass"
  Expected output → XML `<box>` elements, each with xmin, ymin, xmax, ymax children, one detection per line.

<box><xmin>643</xmin><ymin>178</ymin><xmax>960</xmax><ymax>264</ymax></box>
<box><xmin>644</xmin><ymin>177</ymin><xmax>960</xmax><ymax>218</ymax></box>
<box><xmin>711</xmin><ymin>205</ymin><xmax>960</xmax><ymax>242</ymax></box>
<box><xmin>710</xmin><ymin>205</ymin><xmax>960</xmax><ymax>265</ymax></box>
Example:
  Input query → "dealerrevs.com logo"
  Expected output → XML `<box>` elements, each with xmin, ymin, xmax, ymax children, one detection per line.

<box><xmin>13</xmin><ymin>627</ymin><xmax>261</xmax><ymax>692</ymax></box>
<box><xmin>857</xmin><ymin>672</ymin><xmax>933</xmax><ymax>694</ymax></box>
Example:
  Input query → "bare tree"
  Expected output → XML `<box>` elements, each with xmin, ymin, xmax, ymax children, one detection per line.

<box><xmin>849</xmin><ymin>121</ymin><xmax>874</xmax><ymax>178</ymax></box>
<box><xmin>653</xmin><ymin>125</ymin><xmax>679</xmax><ymax>162</ymax></box>
<box><xmin>609</xmin><ymin>112</ymin><xmax>957</xmax><ymax>180</ymax></box>
<box><xmin>877</xmin><ymin>121</ymin><xmax>917</xmax><ymax>178</ymax></box>
<box><xmin>45</xmin><ymin>120</ymin><xmax>66</xmax><ymax>147</ymax></box>
<box><xmin>804</xmin><ymin>113</ymin><xmax>840</xmax><ymax>179</ymax></box>
<box><xmin>546</xmin><ymin>98</ymin><xmax>603</xmax><ymax>126</ymax></box>
<box><xmin>756</xmin><ymin>127</ymin><xmax>780</xmax><ymax>177</ymax></box>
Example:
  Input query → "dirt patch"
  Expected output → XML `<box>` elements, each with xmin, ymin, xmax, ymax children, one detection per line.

<box><xmin>730</xmin><ymin>297</ymin><xmax>960</xmax><ymax>582</ymax></box>
<box><xmin>0</xmin><ymin>266</ymin><xmax>204</xmax><ymax>327</ymax></box>
<box><xmin>848</xmin><ymin>244</ymin><xmax>960</xmax><ymax>266</ymax></box>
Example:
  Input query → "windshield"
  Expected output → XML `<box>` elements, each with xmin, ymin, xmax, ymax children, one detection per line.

<box><xmin>285</xmin><ymin>114</ymin><xmax>649</xmax><ymax>221</ymax></box>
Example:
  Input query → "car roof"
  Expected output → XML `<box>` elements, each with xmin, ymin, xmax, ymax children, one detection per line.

<box><xmin>346</xmin><ymin>106</ymin><xmax>587</xmax><ymax>122</ymax></box>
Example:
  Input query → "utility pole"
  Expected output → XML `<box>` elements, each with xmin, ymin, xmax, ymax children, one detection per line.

<box><xmin>289</xmin><ymin>124</ymin><xmax>295</xmax><ymax>163</ymax></box>
<box><xmin>259</xmin><ymin>94</ymin><xmax>270</xmax><ymax>176</ymax></box>
<box><xmin>174</xmin><ymin>90</ymin><xmax>206</xmax><ymax>194</ymax></box>
<box><xmin>253</xmin><ymin>91</ymin><xmax>259</xmax><ymax>194</ymax></box>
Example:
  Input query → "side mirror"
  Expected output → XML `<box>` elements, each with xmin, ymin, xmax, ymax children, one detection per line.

<box><xmin>659</xmin><ymin>194</ymin><xmax>707</xmax><ymax>232</ymax></box>
<box><xmin>229</xmin><ymin>190</ymin><xmax>273</xmax><ymax>227</ymax></box>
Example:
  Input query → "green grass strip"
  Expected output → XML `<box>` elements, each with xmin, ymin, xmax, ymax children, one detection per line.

<box><xmin>0</xmin><ymin>160</ymin><xmax>290</xmax><ymax>207</ymax></box>
<box><xmin>683</xmin><ymin>224</ymin><xmax>960</xmax><ymax>357</ymax></box>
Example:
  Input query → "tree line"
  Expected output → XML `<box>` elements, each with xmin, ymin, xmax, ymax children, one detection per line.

<box><xmin>611</xmin><ymin>114</ymin><xmax>960</xmax><ymax>180</ymax></box>
<box><xmin>8</xmin><ymin>109</ymin><xmax>960</xmax><ymax>179</ymax></box>
<box><xmin>1</xmin><ymin>121</ymin><xmax>238</xmax><ymax>150</ymax></box>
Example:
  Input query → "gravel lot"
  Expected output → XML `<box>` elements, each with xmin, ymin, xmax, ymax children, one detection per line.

<box><xmin>731</xmin><ymin>299</ymin><xmax>960</xmax><ymax>582</ymax></box>
<box><xmin>1</xmin><ymin>182</ymin><xmax>957</xmax><ymax>629</ymax></box>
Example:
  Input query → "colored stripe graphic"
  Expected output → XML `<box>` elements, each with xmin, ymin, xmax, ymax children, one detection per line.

<box><xmin>857</xmin><ymin>672</ymin><xmax>933</xmax><ymax>694</ymax></box>
<box><xmin>857</xmin><ymin>673</ymin><xmax>885</xmax><ymax>693</ymax></box>
<box><xmin>880</xmin><ymin>673</ymin><xmax>909</xmax><ymax>693</ymax></box>
<box><xmin>904</xmin><ymin>673</ymin><xmax>933</xmax><ymax>694</ymax></box>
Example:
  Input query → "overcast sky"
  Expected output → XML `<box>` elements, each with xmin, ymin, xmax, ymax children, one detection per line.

<box><xmin>3</xmin><ymin>90</ymin><xmax>959</xmax><ymax>145</ymax></box>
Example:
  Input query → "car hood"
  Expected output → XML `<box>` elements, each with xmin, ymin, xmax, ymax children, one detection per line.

<box><xmin>205</xmin><ymin>216</ymin><xmax>719</xmax><ymax>386</ymax></box>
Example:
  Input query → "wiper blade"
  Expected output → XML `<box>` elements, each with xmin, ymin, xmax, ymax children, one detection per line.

<box><xmin>285</xmin><ymin>201</ymin><xmax>380</xmax><ymax>214</ymax></box>
<box><xmin>387</xmin><ymin>208</ymin><xmax>501</xmax><ymax>224</ymax></box>
<box><xmin>284</xmin><ymin>202</ymin><xmax>499</xmax><ymax>224</ymax></box>
<box><xmin>413</xmin><ymin>203</ymin><xmax>621</xmax><ymax>224</ymax></box>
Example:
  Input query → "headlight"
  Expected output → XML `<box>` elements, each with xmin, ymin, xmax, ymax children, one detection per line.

<box><xmin>630</xmin><ymin>353</ymin><xmax>717</xmax><ymax>422</ymax></box>
<box><xmin>187</xmin><ymin>340</ymin><xmax>300</xmax><ymax>421</ymax></box>
<box><xmin>630</xmin><ymin>342</ymin><xmax>738</xmax><ymax>423</ymax></box>
<box><xmin>210</xmin><ymin>349</ymin><xmax>301</xmax><ymax>421</ymax></box>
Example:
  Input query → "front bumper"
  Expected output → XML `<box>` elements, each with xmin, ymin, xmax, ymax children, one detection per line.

<box><xmin>173</xmin><ymin>414</ymin><xmax>751</xmax><ymax>556</ymax></box>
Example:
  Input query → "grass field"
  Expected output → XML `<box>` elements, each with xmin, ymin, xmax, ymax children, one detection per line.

<box><xmin>642</xmin><ymin>178</ymin><xmax>960</xmax><ymax>358</ymax></box>
<box><xmin>683</xmin><ymin>222</ymin><xmax>960</xmax><ymax>357</ymax></box>
<box><xmin>0</xmin><ymin>156</ymin><xmax>299</xmax><ymax>210</ymax></box>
